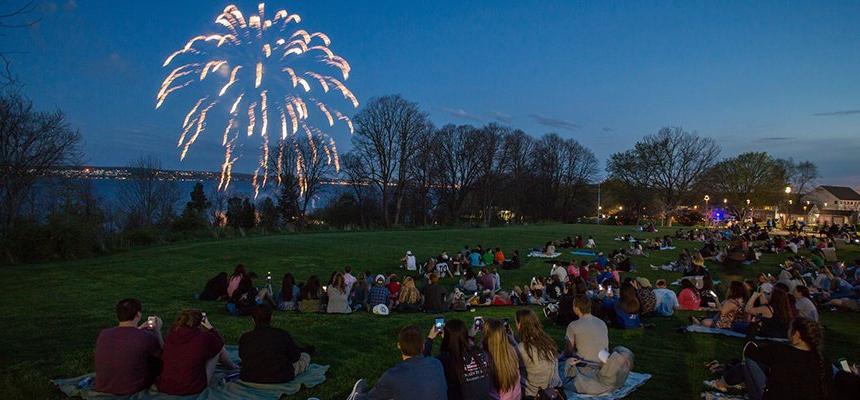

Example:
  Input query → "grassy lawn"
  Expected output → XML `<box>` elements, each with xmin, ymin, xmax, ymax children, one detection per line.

<box><xmin>1</xmin><ymin>224</ymin><xmax>858</xmax><ymax>399</ymax></box>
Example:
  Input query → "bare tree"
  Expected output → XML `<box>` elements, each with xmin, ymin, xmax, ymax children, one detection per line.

<box><xmin>432</xmin><ymin>124</ymin><xmax>485</xmax><ymax>222</ymax></box>
<box><xmin>607</xmin><ymin>127</ymin><xmax>720</xmax><ymax>225</ymax></box>
<box><xmin>117</xmin><ymin>155</ymin><xmax>179</xmax><ymax>229</ymax></box>
<box><xmin>473</xmin><ymin>124</ymin><xmax>509</xmax><ymax>225</ymax></box>
<box><xmin>701</xmin><ymin>152</ymin><xmax>788</xmax><ymax>218</ymax></box>
<box><xmin>350</xmin><ymin>95</ymin><xmax>432</xmax><ymax>226</ymax></box>
<box><xmin>0</xmin><ymin>92</ymin><xmax>81</xmax><ymax>234</ymax></box>
<box><xmin>270</xmin><ymin>135</ymin><xmax>335</xmax><ymax>224</ymax></box>
<box><xmin>340</xmin><ymin>152</ymin><xmax>375</xmax><ymax>227</ymax></box>
<box><xmin>530</xmin><ymin>133</ymin><xmax>598</xmax><ymax>220</ymax></box>
<box><xmin>499</xmin><ymin>129</ymin><xmax>535</xmax><ymax>221</ymax></box>
<box><xmin>779</xmin><ymin>158</ymin><xmax>819</xmax><ymax>199</ymax></box>
<box><xmin>0</xmin><ymin>1</ymin><xmax>38</xmax><ymax>87</ymax></box>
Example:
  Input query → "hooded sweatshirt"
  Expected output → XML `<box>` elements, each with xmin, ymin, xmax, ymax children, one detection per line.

<box><xmin>157</xmin><ymin>326</ymin><xmax>224</xmax><ymax>395</ymax></box>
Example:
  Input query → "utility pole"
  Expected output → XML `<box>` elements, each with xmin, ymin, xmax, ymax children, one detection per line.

<box><xmin>597</xmin><ymin>181</ymin><xmax>602</xmax><ymax>225</ymax></box>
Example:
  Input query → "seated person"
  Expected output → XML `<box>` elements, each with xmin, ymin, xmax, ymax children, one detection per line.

<box><xmin>745</xmin><ymin>287</ymin><xmax>793</xmax><ymax>338</ymax></box>
<box><xmin>565</xmin><ymin>346</ymin><xmax>634</xmax><ymax>395</ymax></box>
<box><xmin>347</xmin><ymin>325</ymin><xmax>447</xmax><ymax>400</ymax></box>
<box><xmin>298</xmin><ymin>275</ymin><xmax>323</xmax><ymax>313</ymax></box>
<box><xmin>677</xmin><ymin>278</ymin><xmax>701</xmax><ymax>310</ymax></box>
<box><xmin>199</xmin><ymin>272</ymin><xmax>229</xmax><ymax>301</ymax></box>
<box><xmin>632</xmin><ymin>277</ymin><xmax>656</xmax><ymax>315</ymax></box>
<box><xmin>227</xmin><ymin>274</ymin><xmax>274</xmax><ymax>316</ymax></box>
<box><xmin>368</xmin><ymin>275</ymin><xmax>391</xmax><ymax>309</ymax></box>
<box><xmin>238</xmin><ymin>305</ymin><xmax>312</xmax><ymax>384</ymax></box>
<box><xmin>423</xmin><ymin>319</ymin><xmax>491</xmax><ymax>399</ymax></box>
<box><xmin>493</xmin><ymin>248</ymin><xmax>505</xmax><ymax>265</ymax></box>
<box><xmin>276</xmin><ymin>273</ymin><xmax>300</xmax><ymax>311</ymax></box>
<box><xmin>458</xmin><ymin>270</ymin><xmax>479</xmax><ymax>293</ymax></box>
<box><xmin>706</xmin><ymin>318</ymin><xmax>831</xmax><ymax>399</ymax></box>
<box><xmin>422</xmin><ymin>274</ymin><xmax>449</xmax><ymax>313</ymax></box>
<box><xmin>396</xmin><ymin>276</ymin><xmax>423</xmax><ymax>312</ymax></box>
<box><xmin>351</xmin><ymin>273</ymin><xmax>370</xmax><ymax>311</ymax></box>
<box><xmin>601</xmin><ymin>282</ymin><xmax>641</xmax><ymax>329</ymax></box>
<box><xmin>157</xmin><ymin>310</ymin><xmax>237</xmax><ymax>395</ymax></box>
<box><xmin>652</xmin><ymin>279</ymin><xmax>680</xmax><ymax>316</ymax></box>
<box><xmin>94</xmin><ymin>298</ymin><xmax>164</xmax><ymax>395</ymax></box>
<box><xmin>691</xmin><ymin>281</ymin><xmax>748</xmax><ymax>330</ymax></box>
<box><xmin>565</xmin><ymin>296</ymin><xmax>609</xmax><ymax>364</ymax></box>
<box><xmin>326</xmin><ymin>273</ymin><xmax>352</xmax><ymax>314</ymax></box>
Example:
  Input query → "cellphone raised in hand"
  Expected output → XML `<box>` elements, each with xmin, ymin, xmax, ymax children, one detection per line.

<box><xmin>435</xmin><ymin>316</ymin><xmax>445</xmax><ymax>332</ymax></box>
<box><xmin>146</xmin><ymin>316</ymin><xmax>156</xmax><ymax>329</ymax></box>
<box><xmin>474</xmin><ymin>316</ymin><xmax>484</xmax><ymax>330</ymax></box>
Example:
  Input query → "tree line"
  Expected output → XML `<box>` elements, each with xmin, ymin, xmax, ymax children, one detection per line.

<box><xmin>0</xmin><ymin>90</ymin><xmax>820</xmax><ymax>264</ymax></box>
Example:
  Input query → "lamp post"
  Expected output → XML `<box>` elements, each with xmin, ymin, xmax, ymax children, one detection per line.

<box><xmin>704</xmin><ymin>195</ymin><xmax>710</xmax><ymax>225</ymax></box>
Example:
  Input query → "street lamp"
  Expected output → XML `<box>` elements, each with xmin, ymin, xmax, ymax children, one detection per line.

<box><xmin>723</xmin><ymin>198</ymin><xmax>728</xmax><ymax>204</ymax></box>
<box><xmin>785</xmin><ymin>186</ymin><xmax>792</xmax><ymax>194</ymax></box>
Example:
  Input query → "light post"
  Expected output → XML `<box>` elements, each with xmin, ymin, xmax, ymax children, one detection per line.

<box><xmin>704</xmin><ymin>195</ymin><xmax>710</xmax><ymax>225</ymax></box>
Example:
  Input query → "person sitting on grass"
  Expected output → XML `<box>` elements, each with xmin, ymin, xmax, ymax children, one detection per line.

<box><xmin>199</xmin><ymin>272</ymin><xmax>229</xmax><ymax>301</ymax></box>
<box><xmin>351</xmin><ymin>273</ymin><xmax>370</xmax><ymax>311</ymax></box>
<box><xmin>227</xmin><ymin>273</ymin><xmax>274</xmax><ymax>316</ymax></box>
<box><xmin>276</xmin><ymin>273</ymin><xmax>300</xmax><ymax>311</ymax></box>
<box><xmin>347</xmin><ymin>325</ymin><xmax>447</xmax><ymax>400</ymax></box>
<box><xmin>544</xmin><ymin>241</ymin><xmax>557</xmax><ymax>256</ymax></box>
<box><xmin>691</xmin><ymin>281</ymin><xmax>748</xmax><ymax>330</ymax></box>
<box><xmin>493</xmin><ymin>248</ymin><xmax>505</xmax><ymax>265</ymax></box>
<box><xmin>424</xmin><ymin>319</ymin><xmax>491</xmax><ymax>400</ymax></box>
<box><xmin>632</xmin><ymin>277</ymin><xmax>656</xmax><ymax>315</ymax></box>
<box><xmin>793</xmin><ymin>285</ymin><xmax>819</xmax><ymax>322</ymax></box>
<box><xmin>94</xmin><ymin>298</ymin><xmax>164</xmax><ymax>396</ymax></box>
<box><xmin>745</xmin><ymin>286</ymin><xmax>794</xmax><ymax>338</ymax></box>
<box><xmin>678</xmin><ymin>278</ymin><xmax>702</xmax><ymax>310</ymax></box>
<box><xmin>482</xmin><ymin>248</ymin><xmax>495</xmax><ymax>267</ymax></box>
<box><xmin>565</xmin><ymin>296</ymin><xmax>609</xmax><ymax>365</ymax></box>
<box><xmin>397</xmin><ymin>276</ymin><xmax>423</xmax><ymax>312</ymax></box>
<box><xmin>344</xmin><ymin>266</ymin><xmax>358</xmax><ymax>294</ymax></box>
<box><xmin>387</xmin><ymin>274</ymin><xmax>402</xmax><ymax>305</ymax></box>
<box><xmin>704</xmin><ymin>317</ymin><xmax>830</xmax><ymax>400</ymax></box>
<box><xmin>502</xmin><ymin>250</ymin><xmax>521</xmax><ymax>270</ymax></box>
<box><xmin>478</xmin><ymin>268</ymin><xmax>495</xmax><ymax>292</ymax></box>
<box><xmin>481</xmin><ymin>318</ymin><xmax>522</xmax><ymax>400</ymax></box>
<box><xmin>157</xmin><ymin>310</ymin><xmax>237</xmax><ymax>396</ymax></box>
<box><xmin>601</xmin><ymin>282</ymin><xmax>641</xmax><ymax>329</ymax></box>
<box><xmin>402</xmin><ymin>251</ymin><xmax>417</xmax><ymax>271</ymax></box>
<box><xmin>227</xmin><ymin>264</ymin><xmax>247</xmax><ymax>298</ymax></box>
<box><xmin>326</xmin><ymin>272</ymin><xmax>352</xmax><ymax>314</ymax></box>
<box><xmin>458</xmin><ymin>269</ymin><xmax>479</xmax><ymax>293</ymax></box>
<box><xmin>298</xmin><ymin>275</ymin><xmax>323</xmax><ymax>313</ymax></box>
<box><xmin>238</xmin><ymin>304</ymin><xmax>312</xmax><ymax>384</ymax></box>
<box><xmin>514</xmin><ymin>309</ymin><xmax>563</xmax><ymax>398</ymax></box>
<box><xmin>423</xmin><ymin>274</ymin><xmax>449</xmax><ymax>313</ymax></box>
<box><xmin>368</xmin><ymin>275</ymin><xmax>391</xmax><ymax>310</ymax></box>
<box><xmin>652</xmin><ymin>279</ymin><xmax>680</xmax><ymax>316</ymax></box>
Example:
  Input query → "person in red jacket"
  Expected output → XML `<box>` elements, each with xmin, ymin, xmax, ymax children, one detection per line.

<box><xmin>678</xmin><ymin>278</ymin><xmax>702</xmax><ymax>310</ymax></box>
<box><xmin>157</xmin><ymin>310</ymin><xmax>237</xmax><ymax>395</ymax></box>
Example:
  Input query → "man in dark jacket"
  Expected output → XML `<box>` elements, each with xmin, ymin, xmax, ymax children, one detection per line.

<box><xmin>238</xmin><ymin>305</ymin><xmax>311</xmax><ymax>383</ymax></box>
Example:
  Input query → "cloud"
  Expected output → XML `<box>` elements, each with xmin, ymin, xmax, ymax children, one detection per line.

<box><xmin>811</xmin><ymin>109</ymin><xmax>860</xmax><ymax>116</ymax></box>
<box><xmin>529</xmin><ymin>114</ymin><xmax>579</xmax><ymax>131</ymax></box>
<box><xmin>753</xmin><ymin>136</ymin><xmax>795</xmax><ymax>143</ymax></box>
<box><xmin>488</xmin><ymin>110</ymin><xmax>512</xmax><ymax>124</ymax></box>
<box><xmin>440</xmin><ymin>107</ymin><xmax>482</xmax><ymax>122</ymax></box>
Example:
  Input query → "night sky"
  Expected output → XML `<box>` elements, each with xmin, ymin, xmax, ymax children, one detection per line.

<box><xmin>10</xmin><ymin>0</ymin><xmax>860</xmax><ymax>184</ymax></box>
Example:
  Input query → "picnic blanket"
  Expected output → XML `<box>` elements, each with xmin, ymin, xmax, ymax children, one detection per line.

<box><xmin>51</xmin><ymin>346</ymin><xmax>328</xmax><ymax>400</ymax></box>
<box><xmin>528</xmin><ymin>251</ymin><xmax>561</xmax><ymax>258</ymax></box>
<box><xmin>571</xmin><ymin>250</ymin><xmax>597</xmax><ymax>256</ymax></box>
<box><xmin>659</xmin><ymin>246</ymin><xmax>676</xmax><ymax>251</ymax></box>
<box><xmin>684</xmin><ymin>325</ymin><xmax>788</xmax><ymax>342</ymax></box>
<box><xmin>558</xmin><ymin>367</ymin><xmax>652</xmax><ymax>399</ymax></box>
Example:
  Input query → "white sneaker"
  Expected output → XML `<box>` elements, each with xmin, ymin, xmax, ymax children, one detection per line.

<box><xmin>347</xmin><ymin>378</ymin><xmax>367</xmax><ymax>400</ymax></box>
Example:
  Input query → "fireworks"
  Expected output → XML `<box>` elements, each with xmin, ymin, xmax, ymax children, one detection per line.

<box><xmin>156</xmin><ymin>3</ymin><xmax>358</xmax><ymax>197</ymax></box>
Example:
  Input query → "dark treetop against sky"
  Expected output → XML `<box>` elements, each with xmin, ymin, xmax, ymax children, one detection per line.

<box><xmin>10</xmin><ymin>0</ymin><xmax>860</xmax><ymax>184</ymax></box>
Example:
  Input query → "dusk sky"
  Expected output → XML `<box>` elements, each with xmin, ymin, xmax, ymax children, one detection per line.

<box><xmin>10</xmin><ymin>0</ymin><xmax>860</xmax><ymax>184</ymax></box>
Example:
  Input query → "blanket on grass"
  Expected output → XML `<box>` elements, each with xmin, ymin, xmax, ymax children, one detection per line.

<box><xmin>51</xmin><ymin>346</ymin><xmax>328</xmax><ymax>400</ymax></box>
<box><xmin>571</xmin><ymin>250</ymin><xmax>597</xmax><ymax>256</ymax></box>
<box><xmin>558</xmin><ymin>366</ymin><xmax>651</xmax><ymax>399</ymax></box>
<box><xmin>684</xmin><ymin>325</ymin><xmax>788</xmax><ymax>342</ymax></box>
<box><xmin>528</xmin><ymin>251</ymin><xmax>561</xmax><ymax>258</ymax></box>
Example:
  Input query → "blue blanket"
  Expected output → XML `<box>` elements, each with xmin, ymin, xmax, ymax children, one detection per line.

<box><xmin>685</xmin><ymin>325</ymin><xmax>788</xmax><ymax>342</ymax></box>
<box><xmin>51</xmin><ymin>346</ymin><xmax>328</xmax><ymax>400</ymax></box>
<box><xmin>558</xmin><ymin>362</ymin><xmax>651</xmax><ymax>399</ymax></box>
<box><xmin>571</xmin><ymin>250</ymin><xmax>597</xmax><ymax>256</ymax></box>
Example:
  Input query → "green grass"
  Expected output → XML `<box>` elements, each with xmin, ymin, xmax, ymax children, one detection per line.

<box><xmin>1</xmin><ymin>224</ymin><xmax>858</xmax><ymax>399</ymax></box>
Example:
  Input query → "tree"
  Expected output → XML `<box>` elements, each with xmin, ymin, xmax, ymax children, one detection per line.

<box><xmin>276</xmin><ymin>173</ymin><xmax>301</xmax><ymax>227</ymax></box>
<box><xmin>258</xmin><ymin>197</ymin><xmax>278</xmax><ymax>231</ymax></box>
<box><xmin>186</xmin><ymin>182</ymin><xmax>211</xmax><ymax>214</ymax></box>
<box><xmin>117</xmin><ymin>155</ymin><xmax>179</xmax><ymax>229</ymax></box>
<box><xmin>432</xmin><ymin>124</ymin><xmax>485</xmax><ymax>223</ymax></box>
<box><xmin>607</xmin><ymin>127</ymin><xmax>720</xmax><ymax>225</ymax></box>
<box><xmin>172</xmin><ymin>182</ymin><xmax>211</xmax><ymax>231</ymax></box>
<box><xmin>530</xmin><ymin>133</ymin><xmax>598</xmax><ymax>221</ymax></box>
<box><xmin>270</xmin><ymin>135</ymin><xmax>334</xmax><ymax>228</ymax></box>
<box><xmin>701</xmin><ymin>152</ymin><xmax>788</xmax><ymax>219</ymax></box>
<box><xmin>350</xmin><ymin>95</ymin><xmax>432</xmax><ymax>226</ymax></box>
<box><xmin>779</xmin><ymin>158</ymin><xmax>819</xmax><ymax>199</ymax></box>
<box><xmin>0</xmin><ymin>92</ymin><xmax>81</xmax><ymax>236</ymax></box>
<box><xmin>0</xmin><ymin>1</ymin><xmax>37</xmax><ymax>87</ymax></box>
<box><xmin>499</xmin><ymin>129</ymin><xmax>535</xmax><ymax>222</ymax></box>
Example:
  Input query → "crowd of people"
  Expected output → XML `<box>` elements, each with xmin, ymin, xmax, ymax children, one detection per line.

<box><xmin>90</xmin><ymin>226</ymin><xmax>860</xmax><ymax>399</ymax></box>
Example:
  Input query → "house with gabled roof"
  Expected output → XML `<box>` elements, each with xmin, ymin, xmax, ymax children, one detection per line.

<box><xmin>800</xmin><ymin>185</ymin><xmax>860</xmax><ymax>225</ymax></box>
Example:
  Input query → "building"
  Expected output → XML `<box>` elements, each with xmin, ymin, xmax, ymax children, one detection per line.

<box><xmin>799</xmin><ymin>186</ymin><xmax>860</xmax><ymax>225</ymax></box>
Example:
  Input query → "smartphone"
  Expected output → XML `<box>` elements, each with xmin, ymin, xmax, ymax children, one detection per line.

<box><xmin>474</xmin><ymin>316</ymin><xmax>484</xmax><ymax>329</ymax></box>
<box><xmin>146</xmin><ymin>316</ymin><xmax>156</xmax><ymax>328</ymax></box>
<box><xmin>839</xmin><ymin>358</ymin><xmax>851</xmax><ymax>372</ymax></box>
<box><xmin>201</xmin><ymin>311</ymin><xmax>207</xmax><ymax>321</ymax></box>
<box><xmin>434</xmin><ymin>316</ymin><xmax>445</xmax><ymax>332</ymax></box>
<box><xmin>323</xmin><ymin>285</ymin><xmax>328</xmax><ymax>292</ymax></box>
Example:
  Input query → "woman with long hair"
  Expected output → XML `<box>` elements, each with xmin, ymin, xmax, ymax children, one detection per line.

<box><xmin>326</xmin><ymin>272</ymin><xmax>351</xmax><ymax>314</ymax></box>
<box><xmin>482</xmin><ymin>319</ymin><xmax>522</xmax><ymax>400</ymax></box>
<box><xmin>226</xmin><ymin>264</ymin><xmax>247</xmax><ymax>297</ymax></box>
<box><xmin>678</xmin><ymin>278</ymin><xmax>701</xmax><ymax>310</ymax></box>
<box><xmin>157</xmin><ymin>310</ymin><xmax>237</xmax><ymax>395</ymax></box>
<box><xmin>515</xmin><ymin>309</ymin><xmax>562</xmax><ymax>398</ymax></box>
<box><xmin>397</xmin><ymin>276</ymin><xmax>423</xmax><ymax>312</ymax></box>
<box><xmin>299</xmin><ymin>275</ymin><xmax>322</xmax><ymax>313</ymax></box>
<box><xmin>602</xmin><ymin>282</ymin><xmax>641</xmax><ymax>329</ymax></box>
<box><xmin>277</xmin><ymin>273</ymin><xmax>300</xmax><ymax>311</ymax></box>
<box><xmin>424</xmin><ymin>319</ymin><xmax>491</xmax><ymax>400</ymax></box>
<box><xmin>708</xmin><ymin>317</ymin><xmax>830</xmax><ymax>399</ymax></box>
<box><xmin>692</xmin><ymin>281</ymin><xmax>748</xmax><ymax>329</ymax></box>
<box><xmin>745</xmin><ymin>286</ymin><xmax>794</xmax><ymax>338</ymax></box>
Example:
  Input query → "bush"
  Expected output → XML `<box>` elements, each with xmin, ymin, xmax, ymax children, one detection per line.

<box><xmin>673</xmin><ymin>209</ymin><xmax>705</xmax><ymax>226</ymax></box>
<box><xmin>124</xmin><ymin>228</ymin><xmax>161</xmax><ymax>247</ymax></box>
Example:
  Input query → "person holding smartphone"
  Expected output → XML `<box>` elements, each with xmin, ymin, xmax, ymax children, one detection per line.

<box><xmin>423</xmin><ymin>318</ymin><xmax>491</xmax><ymax>400</ymax></box>
<box><xmin>157</xmin><ymin>309</ymin><xmax>237</xmax><ymax>395</ymax></box>
<box><xmin>94</xmin><ymin>298</ymin><xmax>164</xmax><ymax>395</ymax></box>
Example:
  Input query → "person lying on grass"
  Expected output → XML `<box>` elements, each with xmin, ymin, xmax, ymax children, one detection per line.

<box><xmin>690</xmin><ymin>281</ymin><xmax>749</xmax><ymax>330</ymax></box>
<box><xmin>94</xmin><ymin>298</ymin><xmax>164</xmax><ymax>396</ymax></box>
<box><xmin>347</xmin><ymin>325</ymin><xmax>447</xmax><ymax>400</ymax></box>
<box><xmin>239</xmin><ymin>304</ymin><xmax>314</xmax><ymax>384</ymax></box>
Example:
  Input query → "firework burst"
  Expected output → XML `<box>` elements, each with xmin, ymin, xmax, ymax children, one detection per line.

<box><xmin>156</xmin><ymin>3</ymin><xmax>358</xmax><ymax>197</ymax></box>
